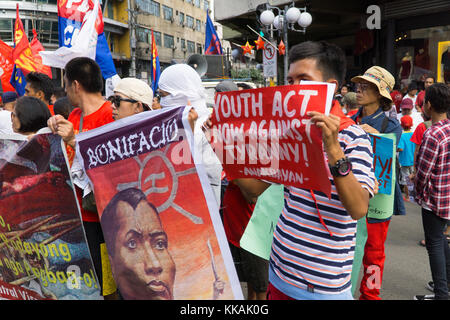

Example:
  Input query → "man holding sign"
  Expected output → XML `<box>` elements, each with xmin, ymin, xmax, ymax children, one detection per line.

<box><xmin>215</xmin><ymin>41</ymin><xmax>376</xmax><ymax>300</ymax></box>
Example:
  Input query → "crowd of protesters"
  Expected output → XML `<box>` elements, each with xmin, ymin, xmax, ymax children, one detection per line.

<box><xmin>0</xmin><ymin>39</ymin><xmax>449</xmax><ymax>301</ymax></box>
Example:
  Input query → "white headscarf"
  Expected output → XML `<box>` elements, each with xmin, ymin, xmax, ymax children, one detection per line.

<box><xmin>158</xmin><ymin>64</ymin><xmax>210</xmax><ymax>122</ymax></box>
<box><xmin>158</xmin><ymin>63</ymin><xmax>222</xmax><ymax>205</ymax></box>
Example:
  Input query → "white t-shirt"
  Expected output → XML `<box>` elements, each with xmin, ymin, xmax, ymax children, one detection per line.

<box><xmin>397</xmin><ymin>111</ymin><xmax>424</xmax><ymax>133</ymax></box>
<box><xmin>0</xmin><ymin>110</ymin><xmax>13</xmax><ymax>135</ymax></box>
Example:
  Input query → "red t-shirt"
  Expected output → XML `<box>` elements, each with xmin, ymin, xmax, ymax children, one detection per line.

<box><xmin>416</xmin><ymin>90</ymin><xmax>425</xmax><ymax>109</ymax></box>
<box><xmin>410</xmin><ymin>122</ymin><xmax>427</xmax><ymax>146</ymax></box>
<box><xmin>68</xmin><ymin>101</ymin><xmax>114</xmax><ymax>222</ymax></box>
<box><xmin>346</xmin><ymin>109</ymin><xmax>358</xmax><ymax>118</ymax></box>
<box><xmin>222</xmin><ymin>182</ymin><xmax>255</xmax><ymax>248</ymax></box>
<box><xmin>48</xmin><ymin>104</ymin><xmax>55</xmax><ymax>116</ymax></box>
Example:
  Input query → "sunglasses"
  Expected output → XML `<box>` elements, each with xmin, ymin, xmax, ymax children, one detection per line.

<box><xmin>108</xmin><ymin>95</ymin><xmax>138</xmax><ymax>108</ymax></box>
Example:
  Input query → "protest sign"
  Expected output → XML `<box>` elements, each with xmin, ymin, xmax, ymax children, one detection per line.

<box><xmin>240</xmin><ymin>184</ymin><xmax>284</xmax><ymax>260</ymax></box>
<box><xmin>0</xmin><ymin>133</ymin><xmax>102</xmax><ymax>300</ymax></box>
<box><xmin>211</xmin><ymin>82</ymin><xmax>335</xmax><ymax>197</ymax></box>
<box><xmin>367</xmin><ymin>133</ymin><xmax>396</xmax><ymax>219</ymax></box>
<box><xmin>76</xmin><ymin>106</ymin><xmax>243</xmax><ymax>300</ymax></box>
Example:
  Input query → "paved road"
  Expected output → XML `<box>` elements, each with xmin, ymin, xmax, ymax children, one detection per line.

<box><xmin>354</xmin><ymin>200</ymin><xmax>432</xmax><ymax>300</ymax></box>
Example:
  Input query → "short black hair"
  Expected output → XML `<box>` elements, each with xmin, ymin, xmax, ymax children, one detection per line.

<box><xmin>53</xmin><ymin>96</ymin><xmax>74</xmax><ymax>119</ymax></box>
<box><xmin>25</xmin><ymin>72</ymin><xmax>55</xmax><ymax>103</ymax></box>
<box><xmin>425</xmin><ymin>83</ymin><xmax>450</xmax><ymax>114</ymax></box>
<box><xmin>288</xmin><ymin>41</ymin><xmax>347</xmax><ymax>87</ymax></box>
<box><xmin>237</xmin><ymin>83</ymin><xmax>252</xmax><ymax>90</ymax></box>
<box><xmin>52</xmin><ymin>86</ymin><xmax>66</xmax><ymax>100</ymax></box>
<box><xmin>101</xmin><ymin>188</ymin><xmax>159</xmax><ymax>257</ymax></box>
<box><xmin>65</xmin><ymin>57</ymin><xmax>103</xmax><ymax>93</ymax></box>
<box><xmin>14</xmin><ymin>96</ymin><xmax>51</xmax><ymax>133</ymax></box>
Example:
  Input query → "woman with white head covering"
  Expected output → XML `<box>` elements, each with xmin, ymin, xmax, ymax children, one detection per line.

<box><xmin>158</xmin><ymin>64</ymin><xmax>222</xmax><ymax>205</ymax></box>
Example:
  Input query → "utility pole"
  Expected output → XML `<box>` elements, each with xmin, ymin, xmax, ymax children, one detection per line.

<box><xmin>128</xmin><ymin>0</ymin><xmax>137</xmax><ymax>77</ymax></box>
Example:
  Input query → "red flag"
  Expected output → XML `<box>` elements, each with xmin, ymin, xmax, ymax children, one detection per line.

<box><xmin>30</xmin><ymin>29</ymin><xmax>52</xmax><ymax>78</ymax></box>
<box><xmin>0</xmin><ymin>39</ymin><xmax>16</xmax><ymax>92</ymax></box>
<box><xmin>254</xmin><ymin>36</ymin><xmax>265</xmax><ymax>50</ymax></box>
<box><xmin>12</xmin><ymin>4</ymin><xmax>37</xmax><ymax>75</ymax></box>
<box><xmin>278</xmin><ymin>40</ymin><xmax>286</xmax><ymax>56</ymax></box>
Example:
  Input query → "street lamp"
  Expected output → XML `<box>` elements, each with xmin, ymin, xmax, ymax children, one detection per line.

<box><xmin>259</xmin><ymin>2</ymin><xmax>312</xmax><ymax>85</ymax></box>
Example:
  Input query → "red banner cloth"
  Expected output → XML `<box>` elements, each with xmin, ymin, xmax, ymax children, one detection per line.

<box><xmin>211</xmin><ymin>83</ymin><xmax>336</xmax><ymax>197</ymax></box>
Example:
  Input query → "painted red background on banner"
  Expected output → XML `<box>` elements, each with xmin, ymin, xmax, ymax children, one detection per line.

<box><xmin>211</xmin><ymin>83</ymin><xmax>334</xmax><ymax>196</ymax></box>
<box><xmin>86</xmin><ymin>141</ymin><xmax>234</xmax><ymax>299</ymax></box>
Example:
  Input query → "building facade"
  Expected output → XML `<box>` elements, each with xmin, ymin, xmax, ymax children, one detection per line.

<box><xmin>0</xmin><ymin>0</ymin><xmax>129</xmax><ymax>84</ymax></box>
<box><xmin>131</xmin><ymin>0</ymin><xmax>211</xmax><ymax>81</ymax></box>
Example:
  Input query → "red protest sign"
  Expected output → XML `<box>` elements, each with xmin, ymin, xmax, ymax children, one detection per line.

<box><xmin>210</xmin><ymin>82</ymin><xmax>335</xmax><ymax>197</ymax></box>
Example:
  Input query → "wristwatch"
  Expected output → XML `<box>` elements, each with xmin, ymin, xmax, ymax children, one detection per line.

<box><xmin>329</xmin><ymin>157</ymin><xmax>352</xmax><ymax>177</ymax></box>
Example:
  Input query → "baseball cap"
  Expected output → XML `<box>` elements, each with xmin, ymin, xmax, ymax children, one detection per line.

<box><xmin>400</xmin><ymin>98</ymin><xmax>413</xmax><ymax>110</ymax></box>
<box><xmin>114</xmin><ymin>78</ymin><xmax>154</xmax><ymax>109</ymax></box>
<box><xmin>2</xmin><ymin>91</ymin><xmax>18</xmax><ymax>104</ymax></box>
<box><xmin>351</xmin><ymin>66</ymin><xmax>395</xmax><ymax>102</ymax></box>
<box><xmin>400</xmin><ymin>115</ymin><xmax>413</xmax><ymax>128</ymax></box>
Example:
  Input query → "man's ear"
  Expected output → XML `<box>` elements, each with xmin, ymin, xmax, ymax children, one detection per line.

<box><xmin>326</xmin><ymin>79</ymin><xmax>340</xmax><ymax>94</ymax></box>
<box><xmin>135</xmin><ymin>102</ymin><xmax>144</xmax><ymax>114</ymax></box>
<box><xmin>37</xmin><ymin>90</ymin><xmax>46</xmax><ymax>102</ymax></box>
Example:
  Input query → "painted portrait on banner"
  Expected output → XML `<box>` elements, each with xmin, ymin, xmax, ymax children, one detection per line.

<box><xmin>76</xmin><ymin>106</ymin><xmax>242</xmax><ymax>300</ymax></box>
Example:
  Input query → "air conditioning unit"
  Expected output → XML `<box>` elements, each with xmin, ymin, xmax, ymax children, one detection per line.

<box><xmin>170</xmin><ymin>17</ymin><xmax>175</xmax><ymax>23</ymax></box>
<box><xmin>171</xmin><ymin>45</ymin><xmax>177</xmax><ymax>50</ymax></box>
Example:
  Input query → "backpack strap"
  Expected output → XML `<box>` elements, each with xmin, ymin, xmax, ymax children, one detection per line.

<box><xmin>380</xmin><ymin>116</ymin><xmax>389</xmax><ymax>133</ymax></box>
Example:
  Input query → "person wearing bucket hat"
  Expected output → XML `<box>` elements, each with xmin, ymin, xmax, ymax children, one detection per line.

<box><xmin>109</xmin><ymin>77</ymin><xmax>154</xmax><ymax>121</ymax></box>
<box><xmin>350</xmin><ymin>66</ymin><xmax>405</xmax><ymax>300</ymax></box>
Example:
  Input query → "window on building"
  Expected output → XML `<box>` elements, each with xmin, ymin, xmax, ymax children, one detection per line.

<box><xmin>136</xmin><ymin>0</ymin><xmax>160</xmax><ymax>17</ymax></box>
<box><xmin>203</xmin><ymin>0</ymin><xmax>209</xmax><ymax>11</ymax></box>
<box><xmin>179</xmin><ymin>12</ymin><xmax>185</xmax><ymax>26</ymax></box>
<box><xmin>197</xmin><ymin>43</ymin><xmax>202</xmax><ymax>54</ymax></box>
<box><xmin>0</xmin><ymin>19</ymin><xmax>13</xmax><ymax>42</ymax></box>
<box><xmin>187</xmin><ymin>40</ymin><xmax>195</xmax><ymax>53</ymax></box>
<box><xmin>194</xmin><ymin>0</ymin><xmax>200</xmax><ymax>8</ymax></box>
<box><xmin>153</xmin><ymin>31</ymin><xmax>162</xmax><ymax>46</ymax></box>
<box><xmin>185</xmin><ymin>0</ymin><xmax>192</xmax><ymax>3</ymax></box>
<box><xmin>180</xmin><ymin>38</ymin><xmax>186</xmax><ymax>50</ymax></box>
<box><xmin>136</xmin><ymin>27</ymin><xmax>151</xmax><ymax>43</ymax></box>
<box><xmin>162</xmin><ymin>5</ymin><xmax>173</xmax><ymax>21</ymax></box>
<box><xmin>195</xmin><ymin>19</ymin><xmax>202</xmax><ymax>32</ymax></box>
<box><xmin>164</xmin><ymin>34</ymin><xmax>174</xmax><ymax>49</ymax></box>
<box><xmin>186</xmin><ymin>15</ymin><xmax>194</xmax><ymax>29</ymax></box>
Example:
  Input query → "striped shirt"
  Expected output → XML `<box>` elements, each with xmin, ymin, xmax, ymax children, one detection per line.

<box><xmin>269</xmin><ymin>124</ymin><xmax>375</xmax><ymax>297</ymax></box>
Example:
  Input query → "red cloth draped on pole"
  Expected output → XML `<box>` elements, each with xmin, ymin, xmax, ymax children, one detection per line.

<box><xmin>0</xmin><ymin>39</ymin><xmax>16</xmax><ymax>92</ymax></box>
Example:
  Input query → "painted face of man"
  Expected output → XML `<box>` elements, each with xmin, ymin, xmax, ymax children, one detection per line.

<box><xmin>111</xmin><ymin>200</ymin><xmax>176</xmax><ymax>300</ymax></box>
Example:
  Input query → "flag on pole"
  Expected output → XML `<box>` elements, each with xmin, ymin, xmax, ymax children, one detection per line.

<box><xmin>9</xmin><ymin>64</ymin><xmax>26</xmax><ymax>96</ymax></box>
<box><xmin>30</xmin><ymin>29</ymin><xmax>52</xmax><ymax>78</ymax></box>
<box><xmin>12</xmin><ymin>4</ymin><xmax>37</xmax><ymax>76</ymax></box>
<box><xmin>41</xmin><ymin>0</ymin><xmax>120</xmax><ymax>96</ymax></box>
<box><xmin>40</xmin><ymin>0</ymin><xmax>99</xmax><ymax>69</ymax></box>
<box><xmin>150</xmin><ymin>29</ymin><xmax>161</xmax><ymax>94</ymax></box>
<box><xmin>204</xmin><ymin>13</ymin><xmax>222</xmax><ymax>55</ymax></box>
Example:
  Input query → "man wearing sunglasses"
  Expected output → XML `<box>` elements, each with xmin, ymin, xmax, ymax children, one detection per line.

<box><xmin>109</xmin><ymin>78</ymin><xmax>154</xmax><ymax>121</ymax></box>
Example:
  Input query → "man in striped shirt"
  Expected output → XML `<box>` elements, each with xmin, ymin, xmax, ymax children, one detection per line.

<box><xmin>234</xmin><ymin>41</ymin><xmax>375</xmax><ymax>300</ymax></box>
